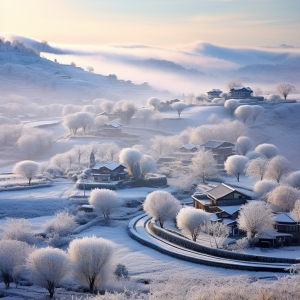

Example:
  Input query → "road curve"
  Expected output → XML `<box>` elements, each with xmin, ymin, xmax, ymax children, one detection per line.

<box><xmin>128</xmin><ymin>214</ymin><xmax>293</xmax><ymax>272</ymax></box>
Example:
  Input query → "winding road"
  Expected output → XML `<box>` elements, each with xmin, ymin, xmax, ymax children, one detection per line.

<box><xmin>128</xmin><ymin>214</ymin><xmax>294</xmax><ymax>272</ymax></box>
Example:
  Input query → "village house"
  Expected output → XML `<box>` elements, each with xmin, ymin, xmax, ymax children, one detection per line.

<box><xmin>179</xmin><ymin>143</ymin><xmax>200</xmax><ymax>153</ymax></box>
<box><xmin>91</xmin><ymin>162</ymin><xmax>128</xmax><ymax>182</ymax></box>
<box><xmin>207</xmin><ymin>89</ymin><xmax>222</xmax><ymax>99</ymax></box>
<box><xmin>192</xmin><ymin>183</ymin><xmax>252</xmax><ymax>236</ymax></box>
<box><xmin>99</xmin><ymin>121</ymin><xmax>122</xmax><ymax>136</ymax></box>
<box><xmin>199</xmin><ymin>140</ymin><xmax>235</xmax><ymax>170</ymax></box>
<box><xmin>230</xmin><ymin>87</ymin><xmax>253</xmax><ymax>99</ymax></box>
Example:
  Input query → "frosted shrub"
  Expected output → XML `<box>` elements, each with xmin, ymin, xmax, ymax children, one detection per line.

<box><xmin>27</xmin><ymin>247</ymin><xmax>70</xmax><ymax>299</ymax></box>
<box><xmin>235</xmin><ymin>136</ymin><xmax>253</xmax><ymax>155</ymax></box>
<box><xmin>0</xmin><ymin>240</ymin><xmax>33</xmax><ymax>289</ymax></box>
<box><xmin>89</xmin><ymin>188</ymin><xmax>122</xmax><ymax>222</ymax></box>
<box><xmin>143</xmin><ymin>190</ymin><xmax>181</xmax><ymax>228</ymax></box>
<box><xmin>114</xmin><ymin>264</ymin><xmax>130</xmax><ymax>281</ymax></box>
<box><xmin>253</xmin><ymin>180</ymin><xmax>278</xmax><ymax>198</ymax></box>
<box><xmin>68</xmin><ymin>236</ymin><xmax>115</xmax><ymax>292</ymax></box>
<box><xmin>1</xmin><ymin>218</ymin><xmax>34</xmax><ymax>244</ymax></box>
<box><xmin>147</xmin><ymin>97</ymin><xmax>161</xmax><ymax>110</ymax></box>
<box><xmin>203</xmin><ymin>221</ymin><xmax>229</xmax><ymax>248</ymax></box>
<box><xmin>265</xmin><ymin>155</ymin><xmax>291</xmax><ymax>182</ymax></box>
<box><xmin>234</xmin><ymin>105</ymin><xmax>253</xmax><ymax>123</ymax></box>
<box><xmin>285</xmin><ymin>170</ymin><xmax>300</xmax><ymax>188</ymax></box>
<box><xmin>43</xmin><ymin>211</ymin><xmax>77</xmax><ymax>237</ymax></box>
<box><xmin>224</xmin><ymin>99</ymin><xmax>239</xmax><ymax>116</ymax></box>
<box><xmin>140</xmin><ymin>154</ymin><xmax>156</xmax><ymax>177</ymax></box>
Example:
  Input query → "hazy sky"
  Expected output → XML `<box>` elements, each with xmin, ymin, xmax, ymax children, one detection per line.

<box><xmin>1</xmin><ymin>0</ymin><xmax>299</xmax><ymax>47</ymax></box>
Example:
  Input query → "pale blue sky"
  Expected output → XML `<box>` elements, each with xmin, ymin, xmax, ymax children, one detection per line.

<box><xmin>1</xmin><ymin>0</ymin><xmax>299</xmax><ymax>46</ymax></box>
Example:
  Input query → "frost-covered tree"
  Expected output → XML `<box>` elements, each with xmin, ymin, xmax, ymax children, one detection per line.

<box><xmin>151</xmin><ymin>135</ymin><xmax>169</xmax><ymax>155</ymax></box>
<box><xmin>27</xmin><ymin>247</ymin><xmax>70</xmax><ymax>299</ymax></box>
<box><xmin>172</xmin><ymin>102</ymin><xmax>187</xmax><ymax>118</ymax></box>
<box><xmin>245</xmin><ymin>151</ymin><xmax>265</xmax><ymax>160</ymax></box>
<box><xmin>246</xmin><ymin>157</ymin><xmax>268</xmax><ymax>180</ymax></box>
<box><xmin>234</xmin><ymin>105</ymin><xmax>253</xmax><ymax>123</ymax></box>
<box><xmin>13</xmin><ymin>160</ymin><xmax>39</xmax><ymax>185</ymax></box>
<box><xmin>147</xmin><ymin>97</ymin><xmax>161</xmax><ymax>110</ymax></box>
<box><xmin>151</xmin><ymin>112</ymin><xmax>163</xmax><ymax>128</ymax></box>
<box><xmin>43</xmin><ymin>211</ymin><xmax>77</xmax><ymax>237</ymax></box>
<box><xmin>61</xmin><ymin>104</ymin><xmax>81</xmax><ymax>116</ymax></box>
<box><xmin>137</xmin><ymin>108</ymin><xmax>154</xmax><ymax>126</ymax></box>
<box><xmin>82</xmin><ymin>105</ymin><xmax>96</xmax><ymax>113</ymax></box>
<box><xmin>267</xmin><ymin>94</ymin><xmax>282</xmax><ymax>102</ymax></box>
<box><xmin>203</xmin><ymin>221</ymin><xmax>229</xmax><ymax>248</ymax></box>
<box><xmin>254</xmin><ymin>180</ymin><xmax>278</xmax><ymax>198</ymax></box>
<box><xmin>94</xmin><ymin>115</ymin><xmax>109</xmax><ymax>129</ymax></box>
<box><xmin>72</xmin><ymin>144</ymin><xmax>87</xmax><ymax>167</ymax></box>
<box><xmin>65</xmin><ymin>150</ymin><xmax>76</xmax><ymax>169</ymax></box>
<box><xmin>75</xmin><ymin>112</ymin><xmax>94</xmax><ymax>135</ymax></box>
<box><xmin>143</xmin><ymin>190</ymin><xmax>181</xmax><ymax>228</ymax></box>
<box><xmin>106</xmin><ymin>142</ymin><xmax>121</xmax><ymax>161</ymax></box>
<box><xmin>267</xmin><ymin>185</ymin><xmax>300</xmax><ymax>211</ymax></box>
<box><xmin>291</xmin><ymin>200</ymin><xmax>300</xmax><ymax>221</ymax></box>
<box><xmin>140</xmin><ymin>154</ymin><xmax>156</xmax><ymax>177</ymax></box>
<box><xmin>89</xmin><ymin>188</ymin><xmax>122</xmax><ymax>222</ymax></box>
<box><xmin>190</xmin><ymin>149</ymin><xmax>219</xmax><ymax>183</ymax></box>
<box><xmin>114</xmin><ymin>100</ymin><xmax>137</xmax><ymax>123</ymax></box>
<box><xmin>176</xmin><ymin>207</ymin><xmax>209</xmax><ymax>241</ymax></box>
<box><xmin>119</xmin><ymin>148</ymin><xmax>142</xmax><ymax>176</ymax></box>
<box><xmin>255</xmin><ymin>143</ymin><xmax>279</xmax><ymax>159</ymax></box>
<box><xmin>276</xmin><ymin>82</ymin><xmax>296</xmax><ymax>100</ymax></box>
<box><xmin>237</xmin><ymin>201</ymin><xmax>275</xmax><ymax>243</ymax></box>
<box><xmin>286</xmin><ymin>171</ymin><xmax>300</xmax><ymax>189</ymax></box>
<box><xmin>1</xmin><ymin>218</ymin><xmax>34</xmax><ymax>244</ymax></box>
<box><xmin>265</xmin><ymin>155</ymin><xmax>291</xmax><ymax>182</ymax></box>
<box><xmin>100</xmin><ymin>100</ymin><xmax>115</xmax><ymax>114</ymax></box>
<box><xmin>224</xmin><ymin>155</ymin><xmax>248</xmax><ymax>182</ymax></box>
<box><xmin>63</xmin><ymin>113</ymin><xmax>81</xmax><ymax>135</ymax></box>
<box><xmin>235</xmin><ymin>136</ymin><xmax>253</xmax><ymax>155</ymax></box>
<box><xmin>68</xmin><ymin>236</ymin><xmax>115</xmax><ymax>292</ymax></box>
<box><xmin>224</xmin><ymin>99</ymin><xmax>239</xmax><ymax>116</ymax></box>
<box><xmin>252</xmin><ymin>105</ymin><xmax>264</xmax><ymax>122</ymax></box>
<box><xmin>0</xmin><ymin>240</ymin><xmax>33</xmax><ymax>289</ymax></box>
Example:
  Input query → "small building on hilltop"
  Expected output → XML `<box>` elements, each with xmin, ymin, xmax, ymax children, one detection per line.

<box><xmin>207</xmin><ymin>89</ymin><xmax>222</xmax><ymax>99</ymax></box>
<box><xmin>91</xmin><ymin>162</ymin><xmax>128</xmax><ymax>182</ymax></box>
<box><xmin>230</xmin><ymin>87</ymin><xmax>253</xmax><ymax>99</ymax></box>
<box><xmin>199</xmin><ymin>140</ymin><xmax>235</xmax><ymax>170</ymax></box>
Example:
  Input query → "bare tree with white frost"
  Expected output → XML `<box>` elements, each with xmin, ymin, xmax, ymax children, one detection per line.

<box><xmin>276</xmin><ymin>82</ymin><xmax>296</xmax><ymax>100</ymax></box>
<box><xmin>235</xmin><ymin>136</ymin><xmax>253</xmax><ymax>155</ymax></box>
<box><xmin>254</xmin><ymin>180</ymin><xmax>278</xmax><ymax>198</ymax></box>
<box><xmin>0</xmin><ymin>240</ymin><xmax>33</xmax><ymax>289</ymax></box>
<box><xmin>176</xmin><ymin>207</ymin><xmax>210</xmax><ymax>241</ymax></box>
<box><xmin>291</xmin><ymin>200</ymin><xmax>300</xmax><ymax>221</ymax></box>
<box><xmin>1</xmin><ymin>218</ymin><xmax>34</xmax><ymax>244</ymax></box>
<box><xmin>119</xmin><ymin>148</ymin><xmax>142</xmax><ymax>176</ymax></box>
<box><xmin>265</xmin><ymin>155</ymin><xmax>291</xmax><ymax>182</ymax></box>
<box><xmin>235</xmin><ymin>105</ymin><xmax>253</xmax><ymax>123</ymax></box>
<box><xmin>27</xmin><ymin>247</ymin><xmax>70</xmax><ymax>299</ymax></box>
<box><xmin>13</xmin><ymin>160</ymin><xmax>39</xmax><ymax>185</ymax></box>
<box><xmin>137</xmin><ymin>108</ymin><xmax>154</xmax><ymax>126</ymax></box>
<box><xmin>89</xmin><ymin>188</ymin><xmax>122</xmax><ymax>222</ymax></box>
<box><xmin>100</xmin><ymin>100</ymin><xmax>115</xmax><ymax>114</ymax></box>
<box><xmin>237</xmin><ymin>201</ymin><xmax>275</xmax><ymax>245</ymax></box>
<box><xmin>255</xmin><ymin>143</ymin><xmax>279</xmax><ymax>159</ymax></box>
<box><xmin>106</xmin><ymin>142</ymin><xmax>121</xmax><ymax>161</ymax></box>
<box><xmin>140</xmin><ymin>154</ymin><xmax>156</xmax><ymax>177</ymax></box>
<box><xmin>68</xmin><ymin>236</ymin><xmax>115</xmax><ymax>293</ymax></box>
<box><xmin>72</xmin><ymin>144</ymin><xmax>87</xmax><ymax>167</ymax></box>
<box><xmin>63</xmin><ymin>113</ymin><xmax>81</xmax><ymax>135</ymax></box>
<box><xmin>147</xmin><ymin>97</ymin><xmax>161</xmax><ymax>110</ymax></box>
<box><xmin>252</xmin><ymin>105</ymin><xmax>264</xmax><ymax>122</ymax></box>
<box><xmin>143</xmin><ymin>190</ymin><xmax>181</xmax><ymax>228</ymax></box>
<box><xmin>75</xmin><ymin>112</ymin><xmax>94</xmax><ymax>135</ymax></box>
<box><xmin>246</xmin><ymin>157</ymin><xmax>269</xmax><ymax>180</ymax></box>
<box><xmin>190</xmin><ymin>149</ymin><xmax>219</xmax><ymax>183</ymax></box>
<box><xmin>224</xmin><ymin>99</ymin><xmax>239</xmax><ymax>116</ymax></box>
<box><xmin>267</xmin><ymin>185</ymin><xmax>300</xmax><ymax>211</ymax></box>
<box><xmin>203</xmin><ymin>221</ymin><xmax>229</xmax><ymax>248</ymax></box>
<box><xmin>172</xmin><ymin>102</ymin><xmax>187</xmax><ymax>118</ymax></box>
<box><xmin>224</xmin><ymin>155</ymin><xmax>249</xmax><ymax>182</ymax></box>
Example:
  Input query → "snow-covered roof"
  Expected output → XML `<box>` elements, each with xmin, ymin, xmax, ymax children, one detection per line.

<box><xmin>200</xmin><ymin>140</ymin><xmax>234</xmax><ymax>149</ymax></box>
<box><xmin>207</xmin><ymin>183</ymin><xmax>251</xmax><ymax>200</ymax></box>
<box><xmin>230</xmin><ymin>87</ymin><xmax>253</xmax><ymax>92</ymax></box>
<box><xmin>93</xmin><ymin>162</ymin><xmax>125</xmax><ymax>171</ymax></box>
<box><xmin>222</xmin><ymin>218</ymin><xmax>236</xmax><ymax>225</ymax></box>
<box><xmin>259</xmin><ymin>232</ymin><xmax>292</xmax><ymax>239</ymax></box>
<box><xmin>275</xmin><ymin>212</ymin><xmax>298</xmax><ymax>223</ymax></box>
<box><xmin>208</xmin><ymin>89</ymin><xmax>222</xmax><ymax>93</ymax></box>
<box><xmin>102</xmin><ymin>121</ymin><xmax>122</xmax><ymax>128</ymax></box>
<box><xmin>218</xmin><ymin>205</ymin><xmax>241</xmax><ymax>215</ymax></box>
<box><xmin>180</xmin><ymin>143</ymin><xmax>200</xmax><ymax>150</ymax></box>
